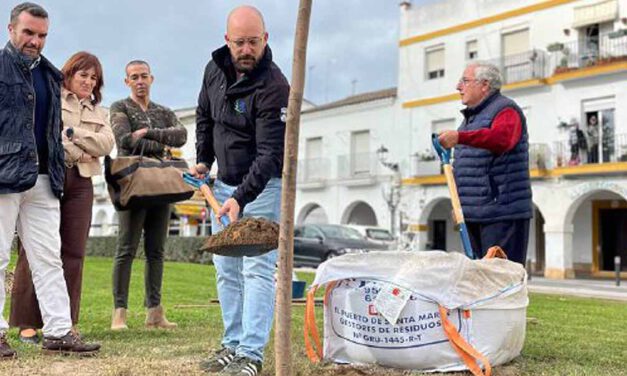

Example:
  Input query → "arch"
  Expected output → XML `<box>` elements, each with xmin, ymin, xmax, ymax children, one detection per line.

<box><xmin>417</xmin><ymin>196</ymin><xmax>450</xmax><ymax>225</ymax></box>
<box><xmin>341</xmin><ymin>201</ymin><xmax>377</xmax><ymax>226</ymax></box>
<box><xmin>564</xmin><ymin>188</ymin><xmax>627</xmax><ymax>274</ymax></box>
<box><xmin>297</xmin><ymin>203</ymin><xmax>329</xmax><ymax>225</ymax></box>
<box><xmin>564</xmin><ymin>186</ymin><xmax>627</xmax><ymax>228</ymax></box>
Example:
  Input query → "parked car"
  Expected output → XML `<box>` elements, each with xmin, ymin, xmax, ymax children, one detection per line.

<box><xmin>346</xmin><ymin>225</ymin><xmax>397</xmax><ymax>249</ymax></box>
<box><xmin>293</xmin><ymin>224</ymin><xmax>388</xmax><ymax>268</ymax></box>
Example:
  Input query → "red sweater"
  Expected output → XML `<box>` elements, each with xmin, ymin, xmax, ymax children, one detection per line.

<box><xmin>457</xmin><ymin>108</ymin><xmax>522</xmax><ymax>154</ymax></box>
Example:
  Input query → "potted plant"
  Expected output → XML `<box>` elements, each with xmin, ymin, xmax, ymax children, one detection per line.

<box><xmin>547</xmin><ymin>42</ymin><xmax>564</xmax><ymax>52</ymax></box>
<box><xmin>411</xmin><ymin>149</ymin><xmax>441</xmax><ymax>176</ymax></box>
<box><xmin>553</xmin><ymin>47</ymin><xmax>575</xmax><ymax>74</ymax></box>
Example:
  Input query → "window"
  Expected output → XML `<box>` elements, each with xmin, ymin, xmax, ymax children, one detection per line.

<box><xmin>501</xmin><ymin>28</ymin><xmax>531</xmax><ymax>83</ymax></box>
<box><xmin>350</xmin><ymin>130</ymin><xmax>370</xmax><ymax>176</ymax></box>
<box><xmin>582</xmin><ymin>97</ymin><xmax>616</xmax><ymax>163</ymax></box>
<box><xmin>466</xmin><ymin>40</ymin><xmax>478</xmax><ymax>60</ymax></box>
<box><xmin>425</xmin><ymin>46</ymin><xmax>445</xmax><ymax>80</ymax></box>
<box><xmin>304</xmin><ymin>137</ymin><xmax>323</xmax><ymax>181</ymax></box>
<box><xmin>302</xmin><ymin>226</ymin><xmax>323</xmax><ymax>239</ymax></box>
<box><xmin>502</xmin><ymin>28</ymin><xmax>529</xmax><ymax>57</ymax></box>
<box><xmin>306</xmin><ymin>137</ymin><xmax>322</xmax><ymax>159</ymax></box>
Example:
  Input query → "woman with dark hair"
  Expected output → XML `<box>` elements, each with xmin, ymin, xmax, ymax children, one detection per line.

<box><xmin>10</xmin><ymin>51</ymin><xmax>114</xmax><ymax>343</ymax></box>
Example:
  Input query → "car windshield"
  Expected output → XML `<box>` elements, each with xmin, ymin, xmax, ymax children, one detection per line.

<box><xmin>366</xmin><ymin>229</ymin><xmax>394</xmax><ymax>241</ymax></box>
<box><xmin>317</xmin><ymin>225</ymin><xmax>363</xmax><ymax>240</ymax></box>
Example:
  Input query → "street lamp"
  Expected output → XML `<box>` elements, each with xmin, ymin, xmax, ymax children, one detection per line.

<box><xmin>376</xmin><ymin>145</ymin><xmax>399</xmax><ymax>172</ymax></box>
<box><xmin>376</xmin><ymin>145</ymin><xmax>401</xmax><ymax>236</ymax></box>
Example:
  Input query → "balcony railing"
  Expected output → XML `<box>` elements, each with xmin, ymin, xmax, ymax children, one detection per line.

<box><xmin>529</xmin><ymin>143</ymin><xmax>553</xmax><ymax>170</ymax></box>
<box><xmin>552</xmin><ymin>133</ymin><xmax>627</xmax><ymax>167</ymax></box>
<box><xmin>548</xmin><ymin>32</ymin><xmax>627</xmax><ymax>75</ymax></box>
<box><xmin>485</xmin><ymin>49</ymin><xmax>548</xmax><ymax>85</ymax></box>
<box><xmin>337</xmin><ymin>152</ymin><xmax>382</xmax><ymax>180</ymax></box>
<box><xmin>297</xmin><ymin>158</ymin><xmax>330</xmax><ymax>184</ymax></box>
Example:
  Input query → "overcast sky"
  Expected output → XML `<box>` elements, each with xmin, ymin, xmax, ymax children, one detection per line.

<box><xmin>2</xmin><ymin>1</ymin><xmax>408</xmax><ymax>109</ymax></box>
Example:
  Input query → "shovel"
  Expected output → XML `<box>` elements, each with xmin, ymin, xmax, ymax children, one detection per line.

<box><xmin>182</xmin><ymin>172</ymin><xmax>278</xmax><ymax>257</ymax></box>
<box><xmin>431</xmin><ymin>134</ymin><xmax>475</xmax><ymax>259</ymax></box>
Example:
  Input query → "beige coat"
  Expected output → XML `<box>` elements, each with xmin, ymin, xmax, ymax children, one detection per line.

<box><xmin>62</xmin><ymin>88</ymin><xmax>115</xmax><ymax>178</ymax></box>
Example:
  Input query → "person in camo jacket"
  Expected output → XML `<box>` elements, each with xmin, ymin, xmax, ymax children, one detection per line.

<box><xmin>109</xmin><ymin>60</ymin><xmax>187</xmax><ymax>331</ymax></box>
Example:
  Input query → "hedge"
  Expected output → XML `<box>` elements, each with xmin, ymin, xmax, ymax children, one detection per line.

<box><xmin>10</xmin><ymin>236</ymin><xmax>213</xmax><ymax>265</ymax></box>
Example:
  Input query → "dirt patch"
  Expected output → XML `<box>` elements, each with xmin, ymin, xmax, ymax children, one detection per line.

<box><xmin>200</xmin><ymin>217</ymin><xmax>279</xmax><ymax>257</ymax></box>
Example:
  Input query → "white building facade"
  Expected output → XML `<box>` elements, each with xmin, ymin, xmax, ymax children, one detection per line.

<box><xmin>88</xmin><ymin>0</ymin><xmax>627</xmax><ymax>280</ymax></box>
<box><xmin>295</xmin><ymin>0</ymin><xmax>627</xmax><ymax>280</ymax></box>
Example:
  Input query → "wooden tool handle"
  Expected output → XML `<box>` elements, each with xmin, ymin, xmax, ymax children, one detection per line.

<box><xmin>199</xmin><ymin>184</ymin><xmax>222</xmax><ymax>216</ymax></box>
<box><xmin>443</xmin><ymin>164</ymin><xmax>465</xmax><ymax>225</ymax></box>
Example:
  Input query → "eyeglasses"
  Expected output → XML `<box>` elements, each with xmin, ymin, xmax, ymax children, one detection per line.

<box><xmin>458</xmin><ymin>77</ymin><xmax>480</xmax><ymax>86</ymax></box>
<box><xmin>228</xmin><ymin>36</ymin><xmax>264</xmax><ymax>48</ymax></box>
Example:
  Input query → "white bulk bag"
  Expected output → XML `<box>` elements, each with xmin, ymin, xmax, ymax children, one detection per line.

<box><xmin>304</xmin><ymin>249</ymin><xmax>528</xmax><ymax>376</ymax></box>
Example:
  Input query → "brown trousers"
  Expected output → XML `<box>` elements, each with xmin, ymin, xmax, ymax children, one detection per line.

<box><xmin>9</xmin><ymin>167</ymin><xmax>93</xmax><ymax>328</ymax></box>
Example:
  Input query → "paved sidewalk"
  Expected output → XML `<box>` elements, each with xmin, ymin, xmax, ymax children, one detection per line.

<box><xmin>527</xmin><ymin>276</ymin><xmax>627</xmax><ymax>301</ymax></box>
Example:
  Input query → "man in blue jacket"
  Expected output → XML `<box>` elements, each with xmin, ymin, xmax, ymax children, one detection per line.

<box><xmin>438</xmin><ymin>62</ymin><xmax>532</xmax><ymax>264</ymax></box>
<box><xmin>0</xmin><ymin>2</ymin><xmax>99</xmax><ymax>357</ymax></box>
<box><xmin>191</xmin><ymin>5</ymin><xmax>288</xmax><ymax>376</ymax></box>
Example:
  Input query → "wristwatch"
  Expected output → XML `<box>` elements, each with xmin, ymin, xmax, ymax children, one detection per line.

<box><xmin>65</xmin><ymin>127</ymin><xmax>74</xmax><ymax>140</ymax></box>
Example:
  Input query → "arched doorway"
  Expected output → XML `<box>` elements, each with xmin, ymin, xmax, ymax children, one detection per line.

<box><xmin>417</xmin><ymin>197</ymin><xmax>461</xmax><ymax>252</ymax></box>
<box><xmin>297</xmin><ymin>203</ymin><xmax>329</xmax><ymax>225</ymax></box>
<box><xmin>342</xmin><ymin>201</ymin><xmax>377</xmax><ymax>226</ymax></box>
<box><xmin>565</xmin><ymin>189</ymin><xmax>627</xmax><ymax>276</ymax></box>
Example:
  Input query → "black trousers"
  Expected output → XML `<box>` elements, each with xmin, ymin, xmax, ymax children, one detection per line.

<box><xmin>466</xmin><ymin>219</ymin><xmax>530</xmax><ymax>265</ymax></box>
<box><xmin>112</xmin><ymin>204</ymin><xmax>170</xmax><ymax>309</ymax></box>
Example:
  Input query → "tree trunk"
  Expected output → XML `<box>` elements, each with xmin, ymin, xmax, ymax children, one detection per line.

<box><xmin>275</xmin><ymin>1</ymin><xmax>313</xmax><ymax>376</ymax></box>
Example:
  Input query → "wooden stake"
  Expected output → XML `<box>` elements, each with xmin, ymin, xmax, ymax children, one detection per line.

<box><xmin>275</xmin><ymin>1</ymin><xmax>313</xmax><ymax>375</ymax></box>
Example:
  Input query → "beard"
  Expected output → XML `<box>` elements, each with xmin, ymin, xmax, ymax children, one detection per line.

<box><xmin>233</xmin><ymin>54</ymin><xmax>258</xmax><ymax>74</ymax></box>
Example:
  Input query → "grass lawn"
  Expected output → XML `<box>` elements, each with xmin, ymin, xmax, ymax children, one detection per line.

<box><xmin>1</xmin><ymin>256</ymin><xmax>625</xmax><ymax>375</ymax></box>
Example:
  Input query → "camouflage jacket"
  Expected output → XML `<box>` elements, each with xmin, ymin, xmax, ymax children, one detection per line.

<box><xmin>110</xmin><ymin>97</ymin><xmax>187</xmax><ymax>157</ymax></box>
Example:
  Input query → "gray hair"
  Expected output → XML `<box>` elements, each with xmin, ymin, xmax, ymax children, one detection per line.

<box><xmin>469</xmin><ymin>62</ymin><xmax>502</xmax><ymax>90</ymax></box>
<box><xmin>10</xmin><ymin>2</ymin><xmax>48</xmax><ymax>25</ymax></box>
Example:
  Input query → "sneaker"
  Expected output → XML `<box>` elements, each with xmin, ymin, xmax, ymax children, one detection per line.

<box><xmin>221</xmin><ymin>355</ymin><xmax>262</xmax><ymax>375</ymax></box>
<box><xmin>42</xmin><ymin>331</ymin><xmax>100</xmax><ymax>357</ymax></box>
<box><xmin>0</xmin><ymin>333</ymin><xmax>17</xmax><ymax>360</ymax></box>
<box><xmin>199</xmin><ymin>346</ymin><xmax>235</xmax><ymax>372</ymax></box>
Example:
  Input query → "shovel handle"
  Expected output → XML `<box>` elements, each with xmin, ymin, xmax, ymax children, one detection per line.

<box><xmin>199</xmin><ymin>184</ymin><xmax>230</xmax><ymax>228</ymax></box>
<box><xmin>182</xmin><ymin>172</ymin><xmax>230</xmax><ymax>227</ymax></box>
<box><xmin>431</xmin><ymin>133</ymin><xmax>451</xmax><ymax>164</ymax></box>
<box><xmin>431</xmin><ymin>134</ymin><xmax>475</xmax><ymax>259</ymax></box>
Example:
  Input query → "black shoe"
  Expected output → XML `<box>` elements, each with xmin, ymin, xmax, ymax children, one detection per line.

<box><xmin>42</xmin><ymin>331</ymin><xmax>100</xmax><ymax>357</ymax></box>
<box><xmin>18</xmin><ymin>329</ymin><xmax>40</xmax><ymax>345</ymax></box>
<box><xmin>199</xmin><ymin>346</ymin><xmax>235</xmax><ymax>372</ymax></box>
<box><xmin>221</xmin><ymin>355</ymin><xmax>262</xmax><ymax>375</ymax></box>
<box><xmin>0</xmin><ymin>333</ymin><xmax>17</xmax><ymax>360</ymax></box>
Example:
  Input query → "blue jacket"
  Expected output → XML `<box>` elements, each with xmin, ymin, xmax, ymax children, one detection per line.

<box><xmin>453</xmin><ymin>91</ymin><xmax>532</xmax><ymax>222</ymax></box>
<box><xmin>0</xmin><ymin>42</ymin><xmax>65</xmax><ymax>198</ymax></box>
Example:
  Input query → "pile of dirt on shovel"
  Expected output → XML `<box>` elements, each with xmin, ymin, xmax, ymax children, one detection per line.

<box><xmin>200</xmin><ymin>217</ymin><xmax>279</xmax><ymax>256</ymax></box>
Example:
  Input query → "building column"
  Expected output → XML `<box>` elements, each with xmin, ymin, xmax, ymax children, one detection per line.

<box><xmin>543</xmin><ymin>223</ymin><xmax>575</xmax><ymax>279</ymax></box>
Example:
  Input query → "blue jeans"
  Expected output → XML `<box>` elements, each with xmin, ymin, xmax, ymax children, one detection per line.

<box><xmin>211</xmin><ymin>178</ymin><xmax>281</xmax><ymax>362</ymax></box>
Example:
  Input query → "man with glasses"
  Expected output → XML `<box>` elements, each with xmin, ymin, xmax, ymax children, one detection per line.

<box><xmin>191</xmin><ymin>5</ymin><xmax>288</xmax><ymax>376</ymax></box>
<box><xmin>438</xmin><ymin>62</ymin><xmax>532</xmax><ymax>265</ymax></box>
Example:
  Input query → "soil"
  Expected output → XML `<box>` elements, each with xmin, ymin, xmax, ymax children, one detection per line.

<box><xmin>200</xmin><ymin>217</ymin><xmax>279</xmax><ymax>256</ymax></box>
